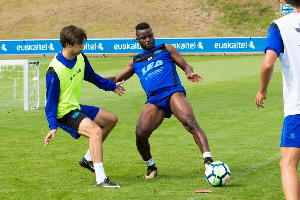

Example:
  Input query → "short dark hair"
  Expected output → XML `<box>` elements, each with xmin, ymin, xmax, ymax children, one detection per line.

<box><xmin>285</xmin><ymin>0</ymin><xmax>300</xmax><ymax>7</ymax></box>
<box><xmin>60</xmin><ymin>25</ymin><xmax>87</xmax><ymax>48</ymax></box>
<box><xmin>135</xmin><ymin>22</ymin><xmax>152</xmax><ymax>36</ymax></box>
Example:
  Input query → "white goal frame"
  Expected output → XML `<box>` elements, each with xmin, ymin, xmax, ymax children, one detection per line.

<box><xmin>0</xmin><ymin>59</ymin><xmax>40</xmax><ymax>111</ymax></box>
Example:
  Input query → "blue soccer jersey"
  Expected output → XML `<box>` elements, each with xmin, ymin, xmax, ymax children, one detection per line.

<box><xmin>132</xmin><ymin>44</ymin><xmax>184</xmax><ymax>98</ymax></box>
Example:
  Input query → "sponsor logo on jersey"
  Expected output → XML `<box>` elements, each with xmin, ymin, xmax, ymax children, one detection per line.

<box><xmin>142</xmin><ymin>60</ymin><xmax>163</xmax><ymax>75</ymax></box>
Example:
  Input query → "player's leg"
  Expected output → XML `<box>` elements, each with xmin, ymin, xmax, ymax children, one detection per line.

<box><xmin>78</xmin><ymin>118</ymin><xmax>103</xmax><ymax>163</ymax></box>
<box><xmin>79</xmin><ymin>106</ymin><xmax>118</xmax><ymax>173</ymax></box>
<box><xmin>280</xmin><ymin>115</ymin><xmax>300</xmax><ymax>197</ymax></box>
<box><xmin>93</xmin><ymin>108</ymin><xmax>118</xmax><ymax>141</ymax></box>
<box><xmin>169</xmin><ymin>92</ymin><xmax>213</xmax><ymax>166</ymax></box>
<box><xmin>78</xmin><ymin>117</ymin><xmax>119</xmax><ymax>188</ymax></box>
<box><xmin>136</xmin><ymin>103</ymin><xmax>165</xmax><ymax>179</ymax></box>
<box><xmin>280</xmin><ymin>147</ymin><xmax>300</xmax><ymax>200</ymax></box>
<box><xmin>136</xmin><ymin>103</ymin><xmax>165</xmax><ymax>160</ymax></box>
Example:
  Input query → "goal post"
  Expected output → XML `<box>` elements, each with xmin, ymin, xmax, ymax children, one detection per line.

<box><xmin>0</xmin><ymin>59</ymin><xmax>40</xmax><ymax>111</ymax></box>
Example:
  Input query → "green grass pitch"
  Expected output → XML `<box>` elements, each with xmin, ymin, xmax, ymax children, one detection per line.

<box><xmin>0</xmin><ymin>54</ymin><xmax>285</xmax><ymax>199</ymax></box>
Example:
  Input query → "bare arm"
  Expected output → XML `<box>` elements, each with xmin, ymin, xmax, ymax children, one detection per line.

<box><xmin>165</xmin><ymin>44</ymin><xmax>203</xmax><ymax>84</ymax></box>
<box><xmin>44</xmin><ymin>129</ymin><xmax>57</xmax><ymax>146</ymax></box>
<box><xmin>255</xmin><ymin>49</ymin><xmax>277</xmax><ymax>108</ymax></box>
<box><xmin>106</xmin><ymin>59</ymin><xmax>135</xmax><ymax>83</ymax></box>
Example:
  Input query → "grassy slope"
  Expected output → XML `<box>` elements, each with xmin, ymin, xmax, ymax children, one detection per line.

<box><xmin>0</xmin><ymin>0</ymin><xmax>280</xmax><ymax>39</ymax></box>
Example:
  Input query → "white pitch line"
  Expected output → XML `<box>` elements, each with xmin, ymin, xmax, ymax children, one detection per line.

<box><xmin>230</xmin><ymin>152</ymin><xmax>281</xmax><ymax>183</ymax></box>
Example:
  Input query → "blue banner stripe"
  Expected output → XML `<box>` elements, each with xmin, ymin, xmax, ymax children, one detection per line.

<box><xmin>0</xmin><ymin>37</ymin><xmax>266</xmax><ymax>55</ymax></box>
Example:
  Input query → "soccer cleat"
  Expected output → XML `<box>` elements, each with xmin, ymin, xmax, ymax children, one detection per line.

<box><xmin>204</xmin><ymin>157</ymin><xmax>214</xmax><ymax>168</ymax></box>
<box><xmin>79</xmin><ymin>157</ymin><xmax>95</xmax><ymax>173</ymax></box>
<box><xmin>144</xmin><ymin>164</ymin><xmax>157</xmax><ymax>179</ymax></box>
<box><xmin>94</xmin><ymin>177</ymin><xmax>120</xmax><ymax>188</ymax></box>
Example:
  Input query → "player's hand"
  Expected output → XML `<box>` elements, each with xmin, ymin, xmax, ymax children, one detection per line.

<box><xmin>255</xmin><ymin>91</ymin><xmax>267</xmax><ymax>108</ymax></box>
<box><xmin>186</xmin><ymin>73</ymin><xmax>203</xmax><ymax>85</ymax></box>
<box><xmin>44</xmin><ymin>129</ymin><xmax>57</xmax><ymax>146</ymax></box>
<box><xmin>114</xmin><ymin>80</ymin><xmax>126</xmax><ymax>96</ymax></box>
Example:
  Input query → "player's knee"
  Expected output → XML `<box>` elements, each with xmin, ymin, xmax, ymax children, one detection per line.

<box><xmin>135</xmin><ymin>129</ymin><xmax>143</xmax><ymax>138</ymax></box>
<box><xmin>90</xmin><ymin>126</ymin><xmax>103</xmax><ymax>140</ymax></box>
<box><xmin>279</xmin><ymin>160</ymin><xmax>290</xmax><ymax>173</ymax></box>
<box><xmin>108</xmin><ymin>114</ymin><xmax>118</xmax><ymax>127</ymax></box>
<box><xmin>135</xmin><ymin>127</ymin><xmax>149</xmax><ymax>139</ymax></box>
<box><xmin>112</xmin><ymin>114</ymin><xmax>118</xmax><ymax>125</ymax></box>
<box><xmin>183</xmin><ymin>115</ymin><xmax>198</xmax><ymax>129</ymax></box>
<box><xmin>279</xmin><ymin>157</ymin><xmax>295</xmax><ymax>171</ymax></box>
<box><xmin>279</xmin><ymin>159</ymin><xmax>283</xmax><ymax>170</ymax></box>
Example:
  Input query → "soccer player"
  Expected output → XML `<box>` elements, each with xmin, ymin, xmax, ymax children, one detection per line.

<box><xmin>107</xmin><ymin>22</ymin><xmax>213</xmax><ymax>179</ymax></box>
<box><xmin>255</xmin><ymin>0</ymin><xmax>300</xmax><ymax>199</ymax></box>
<box><xmin>44</xmin><ymin>25</ymin><xmax>125</xmax><ymax>188</ymax></box>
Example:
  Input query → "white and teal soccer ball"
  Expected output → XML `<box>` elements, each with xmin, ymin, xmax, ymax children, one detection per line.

<box><xmin>205</xmin><ymin>161</ymin><xmax>230</xmax><ymax>186</ymax></box>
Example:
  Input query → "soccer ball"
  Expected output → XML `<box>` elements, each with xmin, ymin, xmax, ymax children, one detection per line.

<box><xmin>205</xmin><ymin>161</ymin><xmax>230</xmax><ymax>186</ymax></box>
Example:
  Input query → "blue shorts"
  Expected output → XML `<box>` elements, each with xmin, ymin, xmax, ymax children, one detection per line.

<box><xmin>146</xmin><ymin>87</ymin><xmax>186</xmax><ymax>118</ymax></box>
<box><xmin>281</xmin><ymin>114</ymin><xmax>300</xmax><ymax>148</ymax></box>
<box><xmin>57</xmin><ymin>104</ymin><xmax>100</xmax><ymax>139</ymax></box>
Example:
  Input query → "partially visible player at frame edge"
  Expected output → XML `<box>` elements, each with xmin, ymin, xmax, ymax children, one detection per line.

<box><xmin>106</xmin><ymin>22</ymin><xmax>213</xmax><ymax>179</ymax></box>
<box><xmin>255</xmin><ymin>0</ymin><xmax>300</xmax><ymax>199</ymax></box>
<box><xmin>44</xmin><ymin>25</ymin><xmax>125</xmax><ymax>188</ymax></box>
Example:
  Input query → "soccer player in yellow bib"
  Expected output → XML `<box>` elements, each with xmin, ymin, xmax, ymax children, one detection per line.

<box><xmin>44</xmin><ymin>25</ymin><xmax>125</xmax><ymax>188</ymax></box>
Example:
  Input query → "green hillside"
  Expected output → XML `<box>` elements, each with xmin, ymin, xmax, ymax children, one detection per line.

<box><xmin>0</xmin><ymin>0</ymin><xmax>280</xmax><ymax>39</ymax></box>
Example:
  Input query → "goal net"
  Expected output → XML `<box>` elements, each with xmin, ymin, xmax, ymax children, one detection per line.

<box><xmin>0</xmin><ymin>60</ymin><xmax>40</xmax><ymax>111</ymax></box>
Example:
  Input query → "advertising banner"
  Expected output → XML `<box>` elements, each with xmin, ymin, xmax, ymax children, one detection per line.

<box><xmin>0</xmin><ymin>37</ymin><xmax>266</xmax><ymax>55</ymax></box>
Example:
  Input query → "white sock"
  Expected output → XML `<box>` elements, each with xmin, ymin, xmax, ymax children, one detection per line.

<box><xmin>84</xmin><ymin>149</ymin><xmax>93</xmax><ymax>162</ymax></box>
<box><xmin>145</xmin><ymin>157</ymin><xmax>155</xmax><ymax>166</ymax></box>
<box><xmin>203</xmin><ymin>152</ymin><xmax>212</xmax><ymax>158</ymax></box>
<box><xmin>94</xmin><ymin>162</ymin><xmax>107</xmax><ymax>184</ymax></box>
